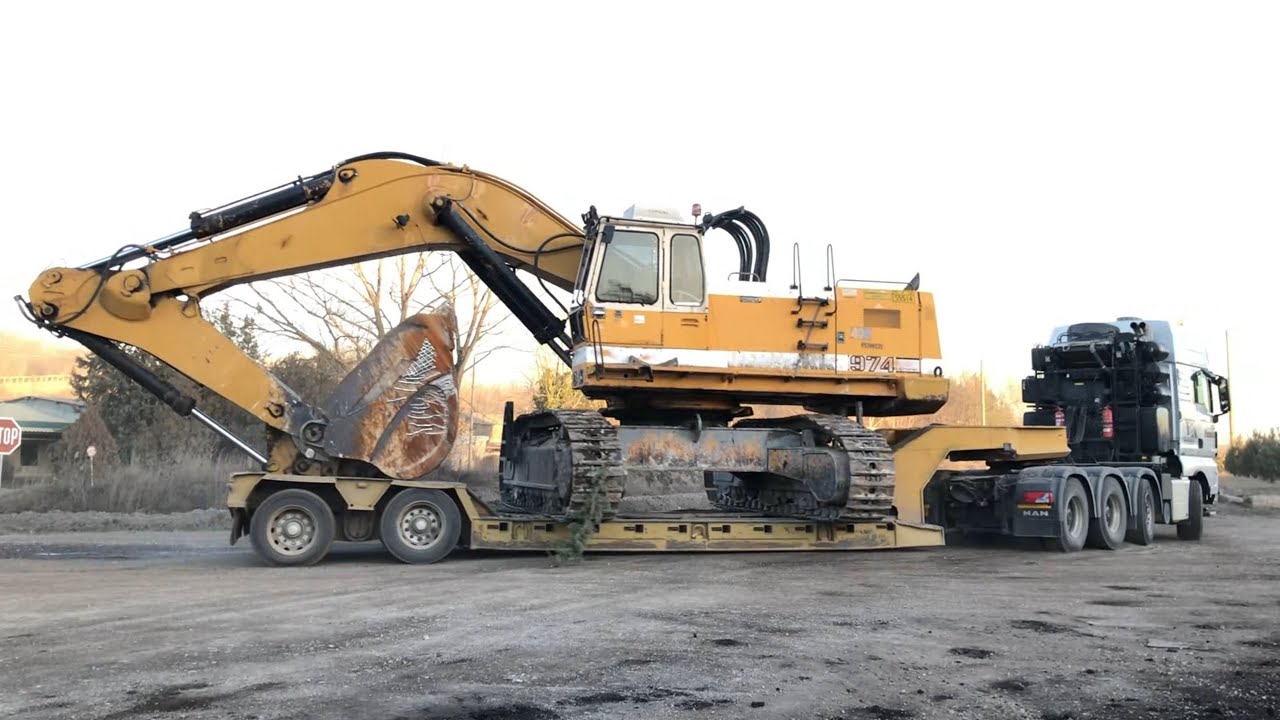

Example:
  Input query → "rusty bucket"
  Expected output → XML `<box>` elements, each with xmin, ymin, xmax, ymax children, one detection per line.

<box><xmin>318</xmin><ymin>310</ymin><xmax>460</xmax><ymax>479</ymax></box>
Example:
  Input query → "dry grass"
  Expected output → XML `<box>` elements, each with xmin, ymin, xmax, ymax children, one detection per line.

<box><xmin>0</xmin><ymin>454</ymin><xmax>248</xmax><ymax>514</ymax></box>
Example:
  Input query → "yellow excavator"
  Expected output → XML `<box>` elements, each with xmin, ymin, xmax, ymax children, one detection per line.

<box><xmin>19</xmin><ymin>152</ymin><xmax>1068</xmax><ymax>565</ymax></box>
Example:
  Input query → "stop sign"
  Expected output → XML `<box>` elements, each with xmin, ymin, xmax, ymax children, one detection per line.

<box><xmin>0</xmin><ymin>418</ymin><xmax>21</xmax><ymax>456</ymax></box>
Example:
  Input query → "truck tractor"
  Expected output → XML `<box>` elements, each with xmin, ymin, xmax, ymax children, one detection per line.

<box><xmin>925</xmin><ymin>317</ymin><xmax>1231</xmax><ymax>551</ymax></box>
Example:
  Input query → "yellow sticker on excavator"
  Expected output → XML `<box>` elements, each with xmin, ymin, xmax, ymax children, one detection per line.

<box><xmin>862</xmin><ymin>290</ymin><xmax>917</xmax><ymax>303</ymax></box>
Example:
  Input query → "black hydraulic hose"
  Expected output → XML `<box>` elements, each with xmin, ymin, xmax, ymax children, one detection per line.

<box><xmin>453</xmin><ymin>202</ymin><xmax>582</xmax><ymax>258</ymax></box>
<box><xmin>84</xmin><ymin>152</ymin><xmax>443</xmax><ymax>271</ymax></box>
<box><xmin>336</xmin><ymin>151</ymin><xmax>444</xmax><ymax>167</ymax></box>
<box><xmin>433</xmin><ymin>198</ymin><xmax>572</xmax><ymax>365</ymax></box>
<box><xmin>532</xmin><ymin>232</ymin><xmax>585</xmax><ymax>316</ymax></box>
<box><xmin>723</xmin><ymin>222</ymin><xmax>753</xmax><ymax>277</ymax></box>
<box><xmin>738</xmin><ymin>210</ymin><xmax>770</xmax><ymax>281</ymax></box>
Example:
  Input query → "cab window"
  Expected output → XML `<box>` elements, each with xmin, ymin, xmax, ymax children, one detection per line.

<box><xmin>595</xmin><ymin>230</ymin><xmax>659</xmax><ymax>304</ymax></box>
<box><xmin>1193</xmin><ymin>371</ymin><xmax>1211</xmax><ymax>410</ymax></box>
<box><xmin>669</xmin><ymin>233</ymin><xmax>704</xmax><ymax>305</ymax></box>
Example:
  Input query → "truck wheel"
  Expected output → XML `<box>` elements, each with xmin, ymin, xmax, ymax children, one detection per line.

<box><xmin>1086</xmin><ymin>477</ymin><xmax>1128</xmax><ymax>550</ymax></box>
<box><xmin>1177</xmin><ymin>482</ymin><xmax>1203</xmax><ymax>541</ymax></box>
<box><xmin>1125</xmin><ymin>481</ymin><xmax>1156</xmax><ymax>546</ymax></box>
<box><xmin>379</xmin><ymin>488</ymin><xmax>462</xmax><ymax>564</ymax></box>
<box><xmin>1053</xmin><ymin>477</ymin><xmax>1089</xmax><ymax>552</ymax></box>
<box><xmin>249</xmin><ymin>488</ymin><xmax>336</xmax><ymax>567</ymax></box>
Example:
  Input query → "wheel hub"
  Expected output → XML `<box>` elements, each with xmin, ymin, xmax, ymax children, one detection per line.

<box><xmin>400</xmin><ymin>506</ymin><xmax>441</xmax><ymax>547</ymax></box>
<box><xmin>1105</xmin><ymin>495</ymin><xmax>1122</xmax><ymax>533</ymax></box>
<box><xmin>269</xmin><ymin>509</ymin><xmax>315</xmax><ymax>555</ymax></box>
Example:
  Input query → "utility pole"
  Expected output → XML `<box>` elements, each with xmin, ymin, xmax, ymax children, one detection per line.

<box><xmin>468</xmin><ymin>360</ymin><xmax>477</xmax><ymax>470</ymax></box>
<box><xmin>1225</xmin><ymin>329</ymin><xmax>1235</xmax><ymax>447</ymax></box>
<box><xmin>979</xmin><ymin>360</ymin><xmax>987</xmax><ymax>425</ymax></box>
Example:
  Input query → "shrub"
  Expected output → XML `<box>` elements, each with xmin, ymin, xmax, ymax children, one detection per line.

<box><xmin>1224</xmin><ymin>429</ymin><xmax>1280</xmax><ymax>482</ymax></box>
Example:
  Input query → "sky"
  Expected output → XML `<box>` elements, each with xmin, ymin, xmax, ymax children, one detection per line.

<box><xmin>1</xmin><ymin>1</ymin><xmax>1276</xmax><ymax>438</ymax></box>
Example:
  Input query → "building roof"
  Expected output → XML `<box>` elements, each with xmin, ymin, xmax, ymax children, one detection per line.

<box><xmin>0</xmin><ymin>396</ymin><xmax>84</xmax><ymax>433</ymax></box>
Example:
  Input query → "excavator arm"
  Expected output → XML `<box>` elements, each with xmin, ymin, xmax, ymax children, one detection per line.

<box><xmin>20</xmin><ymin>152</ymin><xmax>587</xmax><ymax>478</ymax></box>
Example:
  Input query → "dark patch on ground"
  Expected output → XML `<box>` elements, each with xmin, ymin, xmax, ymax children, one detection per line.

<box><xmin>932</xmin><ymin>694</ymin><xmax>955</xmax><ymax>702</ymax></box>
<box><xmin>991</xmin><ymin>677</ymin><xmax>1033</xmax><ymax>692</ymax></box>
<box><xmin>1034</xmin><ymin>667</ymin><xmax>1280</xmax><ymax>720</ymax></box>
<box><xmin>1012</xmin><ymin>619</ymin><xmax>1080</xmax><ymax>634</ymax></box>
<box><xmin>949</xmin><ymin>647</ymin><xmax>995</xmax><ymax>659</ymax></box>
<box><xmin>406</xmin><ymin>704</ymin><xmax>562</xmax><ymax>720</ymax></box>
<box><xmin>751</xmin><ymin>701</ymin><xmax>766</xmax><ymax>708</ymax></box>
<box><xmin>100</xmin><ymin>681</ymin><xmax>282</xmax><ymax>720</ymax></box>
<box><xmin>1104</xmin><ymin>585</ymin><xmax>1146</xmax><ymax>591</ymax></box>
<box><xmin>1242</xmin><ymin>636</ymin><xmax>1280</xmax><ymax>649</ymax></box>
<box><xmin>466</xmin><ymin>706</ymin><xmax>560</xmax><ymax>720</ymax></box>
<box><xmin>558</xmin><ymin>692</ymin><xmax>629</xmax><ymax>706</ymax></box>
<box><xmin>675</xmin><ymin>698</ymin><xmax>732</xmax><ymax>710</ymax></box>
<box><xmin>1089</xmin><ymin>599</ymin><xmax>1145</xmax><ymax>607</ymax></box>
<box><xmin>615</xmin><ymin>658</ymin><xmax>655</xmax><ymax>667</ymax></box>
<box><xmin>710</xmin><ymin>637</ymin><xmax>743</xmax><ymax>646</ymax></box>
<box><xmin>629</xmin><ymin>687</ymin><xmax>694</xmax><ymax>703</ymax></box>
<box><xmin>830</xmin><ymin>705</ymin><xmax>915</xmax><ymax>719</ymax></box>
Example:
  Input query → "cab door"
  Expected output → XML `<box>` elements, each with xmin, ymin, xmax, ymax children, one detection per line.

<box><xmin>585</xmin><ymin>226</ymin><xmax>663</xmax><ymax>352</ymax></box>
<box><xmin>662</xmin><ymin>232</ymin><xmax>709</xmax><ymax>354</ymax></box>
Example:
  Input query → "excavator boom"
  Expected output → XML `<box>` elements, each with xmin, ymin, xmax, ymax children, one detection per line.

<box><xmin>22</xmin><ymin>152</ymin><xmax>587</xmax><ymax>479</ymax></box>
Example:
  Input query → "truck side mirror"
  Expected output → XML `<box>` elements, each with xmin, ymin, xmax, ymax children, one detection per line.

<box><xmin>1213</xmin><ymin>376</ymin><xmax>1231</xmax><ymax>419</ymax></box>
<box><xmin>601</xmin><ymin>225</ymin><xmax>615</xmax><ymax>245</ymax></box>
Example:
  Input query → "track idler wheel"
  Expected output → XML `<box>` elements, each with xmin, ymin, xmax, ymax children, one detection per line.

<box><xmin>499</xmin><ymin>410</ymin><xmax>625</xmax><ymax>519</ymax></box>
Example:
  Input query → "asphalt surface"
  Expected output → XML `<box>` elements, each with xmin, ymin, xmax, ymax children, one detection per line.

<box><xmin>0</xmin><ymin>504</ymin><xmax>1277</xmax><ymax>720</ymax></box>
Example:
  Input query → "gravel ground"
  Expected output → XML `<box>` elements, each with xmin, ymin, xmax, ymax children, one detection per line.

<box><xmin>0</xmin><ymin>498</ymin><xmax>1277</xmax><ymax>720</ymax></box>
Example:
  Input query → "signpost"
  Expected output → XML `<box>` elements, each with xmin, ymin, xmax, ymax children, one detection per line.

<box><xmin>0</xmin><ymin>417</ymin><xmax>22</xmax><ymax>490</ymax></box>
<box><xmin>87</xmin><ymin>445</ymin><xmax>97</xmax><ymax>487</ymax></box>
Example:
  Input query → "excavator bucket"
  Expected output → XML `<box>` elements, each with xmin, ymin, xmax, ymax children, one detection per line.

<box><xmin>318</xmin><ymin>310</ymin><xmax>460</xmax><ymax>479</ymax></box>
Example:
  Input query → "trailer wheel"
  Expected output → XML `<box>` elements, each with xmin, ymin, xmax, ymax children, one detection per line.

<box><xmin>1086</xmin><ymin>477</ymin><xmax>1127</xmax><ymax>550</ymax></box>
<box><xmin>1125</xmin><ymin>481</ymin><xmax>1156</xmax><ymax>546</ymax></box>
<box><xmin>249</xmin><ymin>488</ymin><xmax>336</xmax><ymax>567</ymax></box>
<box><xmin>1054</xmin><ymin>478</ymin><xmax>1089</xmax><ymax>552</ymax></box>
<box><xmin>1176</xmin><ymin>482</ymin><xmax>1203</xmax><ymax>541</ymax></box>
<box><xmin>379</xmin><ymin>489</ymin><xmax>462</xmax><ymax>564</ymax></box>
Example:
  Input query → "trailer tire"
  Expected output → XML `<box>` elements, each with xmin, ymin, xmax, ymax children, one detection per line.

<box><xmin>379</xmin><ymin>489</ymin><xmax>462</xmax><ymax>564</ymax></box>
<box><xmin>1177</xmin><ymin>482</ymin><xmax>1203</xmax><ymax>541</ymax></box>
<box><xmin>249</xmin><ymin>488</ymin><xmax>336</xmax><ymax>567</ymax></box>
<box><xmin>1053</xmin><ymin>478</ymin><xmax>1089</xmax><ymax>553</ymax></box>
<box><xmin>1125</xmin><ymin>481</ymin><xmax>1156</xmax><ymax>546</ymax></box>
<box><xmin>1086</xmin><ymin>477</ymin><xmax>1127</xmax><ymax>550</ymax></box>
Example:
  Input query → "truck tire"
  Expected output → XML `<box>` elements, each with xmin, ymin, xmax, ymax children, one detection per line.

<box><xmin>379</xmin><ymin>488</ymin><xmax>462</xmax><ymax>564</ymax></box>
<box><xmin>1177</xmin><ymin>482</ymin><xmax>1203</xmax><ymax>541</ymax></box>
<box><xmin>1053</xmin><ymin>477</ymin><xmax>1089</xmax><ymax>552</ymax></box>
<box><xmin>1125</xmin><ymin>480</ymin><xmax>1156</xmax><ymax>546</ymax></box>
<box><xmin>1086</xmin><ymin>476</ymin><xmax>1127</xmax><ymax>550</ymax></box>
<box><xmin>249</xmin><ymin>488</ymin><xmax>336</xmax><ymax>567</ymax></box>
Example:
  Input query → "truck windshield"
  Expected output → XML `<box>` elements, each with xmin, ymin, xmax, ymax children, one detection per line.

<box><xmin>595</xmin><ymin>230</ymin><xmax>659</xmax><ymax>304</ymax></box>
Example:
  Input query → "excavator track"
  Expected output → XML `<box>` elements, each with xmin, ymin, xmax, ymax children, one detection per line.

<box><xmin>499</xmin><ymin>410</ymin><xmax>626</xmax><ymax>520</ymax></box>
<box><xmin>706</xmin><ymin>414</ymin><xmax>896</xmax><ymax>521</ymax></box>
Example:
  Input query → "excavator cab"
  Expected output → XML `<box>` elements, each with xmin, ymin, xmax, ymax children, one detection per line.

<box><xmin>564</xmin><ymin>203</ymin><xmax>947</xmax><ymax>423</ymax></box>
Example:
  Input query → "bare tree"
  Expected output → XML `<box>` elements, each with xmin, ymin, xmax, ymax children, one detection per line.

<box><xmin>240</xmin><ymin>252</ymin><xmax>511</xmax><ymax>376</ymax></box>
